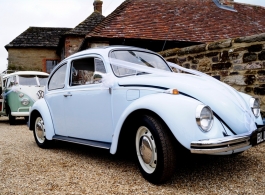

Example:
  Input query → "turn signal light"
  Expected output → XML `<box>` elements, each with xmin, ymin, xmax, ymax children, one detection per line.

<box><xmin>165</xmin><ymin>89</ymin><xmax>179</xmax><ymax>95</ymax></box>
<box><xmin>172</xmin><ymin>89</ymin><xmax>179</xmax><ymax>95</ymax></box>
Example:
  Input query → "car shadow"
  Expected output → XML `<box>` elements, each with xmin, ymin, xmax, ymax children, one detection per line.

<box><xmin>0</xmin><ymin>117</ymin><xmax>27</xmax><ymax>125</ymax></box>
<box><xmin>45</xmin><ymin>140</ymin><xmax>260</xmax><ymax>188</ymax></box>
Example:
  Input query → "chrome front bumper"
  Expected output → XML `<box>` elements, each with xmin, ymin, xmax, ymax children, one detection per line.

<box><xmin>190</xmin><ymin>125</ymin><xmax>265</xmax><ymax>154</ymax></box>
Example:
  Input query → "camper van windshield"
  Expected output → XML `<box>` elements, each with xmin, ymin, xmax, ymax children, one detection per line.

<box><xmin>38</xmin><ymin>76</ymin><xmax>48</xmax><ymax>86</ymax></box>
<box><xmin>18</xmin><ymin>75</ymin><xmax>48</xmax><ymax>86</ymax></box>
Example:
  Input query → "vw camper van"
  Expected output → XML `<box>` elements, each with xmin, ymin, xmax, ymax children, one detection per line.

<box><xmin>0</xmin><ymin>71</ymin><xmax>49</xmax><ymax>125</ymax></box>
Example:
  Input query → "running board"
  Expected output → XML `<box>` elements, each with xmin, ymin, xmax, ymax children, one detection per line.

<box><xmin>53</xmin><ymin>135</ymin><xmax>111</xmax><ymax>149</ymax></box>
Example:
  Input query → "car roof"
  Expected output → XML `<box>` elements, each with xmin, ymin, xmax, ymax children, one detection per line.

<box><xmin>2</xmin><ymin>71</ymin><xmax>49</xmax><ymax>79</ymax></box>
<box><xmin>63</xmin><ymin>45</ymin><xmax>155</xmax><ymax>61</ymax></box>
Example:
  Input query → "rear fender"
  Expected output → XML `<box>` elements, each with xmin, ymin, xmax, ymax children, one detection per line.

<box><xmin>29</xmin><ymin>98</ymin><xmax>54</xmax><ymax>140</ymax></box>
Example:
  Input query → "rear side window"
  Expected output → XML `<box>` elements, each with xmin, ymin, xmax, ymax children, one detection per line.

<box><xmin>48</xmin><ymin>64</ymin><xmax>67</xmax><ymax>90</ymax></box>
<box><xmin>69</xmin><ymin>57</ymin><xmax>106</xmax><ymax>86</ymax></box>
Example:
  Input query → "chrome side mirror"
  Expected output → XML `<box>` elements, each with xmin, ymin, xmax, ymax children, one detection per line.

<box><xmin>92</xmin><ymin>72</ymin><xmax>104</xmax><ymax>84</ymax></box>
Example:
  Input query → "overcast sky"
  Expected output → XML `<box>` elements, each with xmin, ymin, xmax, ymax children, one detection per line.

<box><xmin>0</xmin><ymin>0</ymin><xmax>265</xmax><ymax>73</ymax></box>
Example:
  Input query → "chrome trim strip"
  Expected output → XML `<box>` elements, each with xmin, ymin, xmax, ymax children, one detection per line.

<box><xmin>53</xmin><ymin>135</ymin><xmax>111</xmax><ymax>149</ymax></box>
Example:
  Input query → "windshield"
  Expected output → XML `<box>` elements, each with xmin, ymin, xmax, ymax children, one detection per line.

<box><xmin>38</xmin><ymin>76</ymin><xmax>49</xmax><ymax>86</ymax></box>
<box><xmin>110</xmin><ymin>50</ymin><xmax>171</xmax><ymax>77</ymax></box>
<box><xmin>18</xmin><ymin>75</ymin><xmax>49</xmax><ymax>86</ymax></box>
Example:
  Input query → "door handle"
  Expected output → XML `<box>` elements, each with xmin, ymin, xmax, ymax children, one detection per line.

<box><xmin>63</xmin><ymin>92</ymin><xmax>72</xmax><ymax>97</ymax></box>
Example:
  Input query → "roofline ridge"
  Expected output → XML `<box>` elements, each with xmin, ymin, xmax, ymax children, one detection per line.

<box><xmin>66</xmin><ymin>11</ymin><xmax>104</xmax><ymax>35</ymax></box>
<box><xmin>28</xmin><ymin>26</ymin><xmax>72</xmax><ymax>29</ymax></box>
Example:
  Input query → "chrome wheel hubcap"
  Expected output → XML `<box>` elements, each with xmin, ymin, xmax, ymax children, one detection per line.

<box><xmin>35</xmin><ymin>117</ymin><xmax>45</xmax><ymax>144</ymax></box>
<box><xmin>140</xmin><ymin>136</ymin><xmax>153</xmax><ymax>164</ymax></box>
<box><xmin>136</xmin><ymin>126</ymin><xmax>157</xmax><ymax>173</ymax></box>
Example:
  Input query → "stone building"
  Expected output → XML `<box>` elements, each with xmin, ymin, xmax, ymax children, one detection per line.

<box><xmin>5</xmin><ymin>0</ymin><xmax>105</xmax><ymax>73</ymax></box>
<box><xmin>4</xmin><ymin>0</ymin><xmax>265</xmax><ymax>73</ymax></box>
<box><xmin>5</xmin><ymin>27</ymin><xmax>71</xmax><ymax>73</ymax></box>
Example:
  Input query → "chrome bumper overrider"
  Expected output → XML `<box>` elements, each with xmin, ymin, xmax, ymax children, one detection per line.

<box><xmin>190</xmin><ymin>126</ymin><xmax>265</xmax><ymax>154</ymax></box>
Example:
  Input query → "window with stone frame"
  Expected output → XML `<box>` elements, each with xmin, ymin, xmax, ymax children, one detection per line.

<box><xmin>45</xmin><ymin>60</ymin><xmax>59</xmax><ymax>73</ymax></box>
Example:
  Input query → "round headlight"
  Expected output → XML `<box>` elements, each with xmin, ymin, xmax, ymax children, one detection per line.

<box><xmin>250</xmin><ymin>98</ymin><xmax>260</xmax><ymax>118</ymax></box>
<box><xmin>196</xmin><ymin>105</ymin><xmax>214</xmax><ymax>132</ymax></box>
<box><xmin>21</xmin><ymin>98</ymin><xmax>30</xmax><ymax>106</ymax></box>
<box><xmin>19</xmin><ymin>93</ymin><xmax>24</xmax><ymax>98</ymax></box>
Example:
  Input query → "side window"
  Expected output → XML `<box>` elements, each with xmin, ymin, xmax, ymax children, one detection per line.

<box><xmin>95</xmin><ymin>58</ymin><xmax>106</xmax><ymax>73</ymax></box>
<box><xmin>70</xmin><ymin>57</ymin><xmax>106</xmax><ymax>86</ymax></box>
<box><xmin>7</xmin><ymin>76</ymin><xmax>16</xmax><ymax>88</ymax></box>
<box><xmin>48</xmin><ymin>64</ymin><xmax>67</xmax><ymax>90</ymax></box>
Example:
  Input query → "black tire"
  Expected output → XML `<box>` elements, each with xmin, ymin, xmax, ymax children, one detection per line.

<box><xmin>24</xmin><ymin>116</ymin><xmax>29</xmax><ymax>122</ymax></box>
<box><xmin>8</xmin><ymin>109</ymin><xmax>16</xmax><ymax>125</ymax></box>
<box><xmin>33</xmin><ymin>116</ymin><xmax>51</xmax><ymax>148</ymax></box>
<box><xmin>135</xmin><ymin>115</ymin><xmax>176</xmax><ymax>184</ymax></box>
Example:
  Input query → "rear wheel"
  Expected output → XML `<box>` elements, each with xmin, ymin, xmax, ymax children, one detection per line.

<box><xmin>135</xmin><ymin>115</ymin><xmax>176</xmax><ymax>184</ymax></box>
<box><xmin>8</xmin><ymin>109</ymin><xmax>16</xmax><ymax>125</ymax></box>
<box><xmin>33</xmin><ymin>116</ymin><xmax>51</xmax><ymax>148</ymax></box>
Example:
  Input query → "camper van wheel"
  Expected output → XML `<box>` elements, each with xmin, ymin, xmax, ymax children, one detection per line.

<box><xmin>8</xmin><ymin>110</ymin><xmax>16</xmax><ymax>125</ymax></box>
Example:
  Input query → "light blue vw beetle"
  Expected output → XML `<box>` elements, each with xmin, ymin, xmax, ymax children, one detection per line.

<box><xmin>28</xmin><ymin>46</ymin><xmax>265</xmax><ymax>184</ymax></box>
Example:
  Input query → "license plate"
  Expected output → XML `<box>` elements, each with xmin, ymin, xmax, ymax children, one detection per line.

<box><xmin>252</xmin><ymin>126</ymin><xmax>265</xmax><ymax>146</ymax></box>
<box><xmin>257</xmin><ymin>130</ymin><xmax>265</xmax><ymax>144</ymax></box>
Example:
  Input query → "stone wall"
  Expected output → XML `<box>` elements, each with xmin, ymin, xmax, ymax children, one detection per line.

<box><xmin>7</xmin><ymin>48</ymin><xmax>59</xmax><ymax>72</ymax></box>
<box><xmin>159</xmin><ymin>33</ymin><xmax>265</xmax><ymax>113</ymax></box>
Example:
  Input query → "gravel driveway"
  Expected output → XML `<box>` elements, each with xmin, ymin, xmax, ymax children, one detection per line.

<box><xmin>1</xmin><ymin>116</ymin><xmax>265</xmax><ymax>194</ymax></box>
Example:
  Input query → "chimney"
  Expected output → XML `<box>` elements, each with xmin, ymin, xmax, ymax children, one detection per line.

<box><xmin>93</xmin><ymin>0</ymin><xmax>103</xmax><ymax>14</ymax></box>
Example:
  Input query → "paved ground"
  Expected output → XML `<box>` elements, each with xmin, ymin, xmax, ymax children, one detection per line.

<box><xmin>0</xmin><ymin>116</ymin><xmax>265</xmax><ymax>194</ymax></box>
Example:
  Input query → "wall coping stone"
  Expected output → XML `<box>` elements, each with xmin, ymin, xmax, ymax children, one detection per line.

<box><xmin>208</xmin><ymin>39</ymin><xmax>232</xmax><ymax>50</ymax></box>
<box><xmin>234</xmin><ymin>33</ymin><xmax>265</xmax><ymax>43</ymax></box>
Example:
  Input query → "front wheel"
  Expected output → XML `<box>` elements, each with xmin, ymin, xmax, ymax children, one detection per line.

<box><xmin>135</xmin><ymin>115</ymin><xmax>176</xmax><ymax>184</ymax></box>
<box><xmin>8</xmin><ymin>109</ymin><xmax>16</xmax><ymax>125</ymax></box>
<box><xmin>33</xmin><ymin>116</ymin><xmax>51</xmax><ymax>148</ymax></box>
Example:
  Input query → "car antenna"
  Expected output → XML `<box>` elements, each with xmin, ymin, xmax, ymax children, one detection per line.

<box><xmin>162</xmin><ymin>8</ymin><xmax>178</xmax><ymax>51</ymax></box>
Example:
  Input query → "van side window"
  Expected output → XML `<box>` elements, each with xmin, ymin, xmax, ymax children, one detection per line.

<box><xmin>48</xmin><ymin>64</ymin><xmax>67</xmax><ymax>90</ymax></box>
<box><xmin>70</xmin><ymin>58</ymin><xmax>106</xmax><ymax>86</ymax></box>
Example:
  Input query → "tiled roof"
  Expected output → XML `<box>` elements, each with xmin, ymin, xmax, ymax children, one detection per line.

<box><xmin>5</xmin><ymin>27</ymin><xmax>71</xmax><ymax>49</ymax></box>
<box><xmin>87</xmin><ymin>0</ymin><xmax>265</xmax><ymax>43</ymax></box>
<box><xmin>65</xmin><ymin>11</ymin><xmax>105</xmax><ymax>36</ymax></box>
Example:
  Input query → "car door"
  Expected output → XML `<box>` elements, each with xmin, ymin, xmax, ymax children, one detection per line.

<box><xmin>45</xmin><ymin>63</ymin><xmax>68</xmax><ymax>136</ymax></box>
<box><xmin>63</xmin><ymin>57</ymin><xmax>113</xmax><ymax>143</ymax></box>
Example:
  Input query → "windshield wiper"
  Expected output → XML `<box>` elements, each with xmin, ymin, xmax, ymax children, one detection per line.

<box><xmin>128</xmin><ymin>51</ymin><xmax>154</xmax><ymax>68</ymax></box>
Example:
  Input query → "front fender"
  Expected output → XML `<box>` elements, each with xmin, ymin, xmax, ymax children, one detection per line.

<box><xmin>29</xmin><ymin>98</ymin><xmax>54</xmax><ymax>140</ymax></box>
<box><xmin>110</xmin><ymin>93</ymin><xmax>205</xmax><ymax>154</ymax></box>
<box><xmin>239</xmin><ymin>92</ymin><xmax>263</xmax><ymax>125</ymax></box>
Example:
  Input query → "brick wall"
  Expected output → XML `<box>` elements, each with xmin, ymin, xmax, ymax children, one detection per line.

<box><xmin>7</xmin><ymin>48</ymin><xmax>59</xmax><ymax>72</ymax></box>
<box><xmin>159</xmin><ymin>33</ymin><xmax>265</xmax><ymax>113</ymax></box>
<box><xmin>64</xmin><ymin>36</ymin><xmax>84</xmax><ymax>58</ymax></box>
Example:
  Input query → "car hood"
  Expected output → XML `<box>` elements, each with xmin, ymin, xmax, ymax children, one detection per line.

<box><xmin>118</xmin><ymin>73</ymin><xmax>256</xmax><ymax>135</ymax></box>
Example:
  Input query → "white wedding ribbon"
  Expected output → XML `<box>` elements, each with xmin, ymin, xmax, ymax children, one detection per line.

<box><xmin>3</xmin><ymin>86</ymin><xmax>20</xmax><ymax>98</ymax></box>
<box><xmin>107</xmin><ymin>58</ymin><xmax>257</xmax><ymax>132</ymax></box>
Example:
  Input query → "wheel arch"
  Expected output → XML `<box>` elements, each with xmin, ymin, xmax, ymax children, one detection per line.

<box><xmin>28</xmin><ymin>98</ymin><xmax>55</xmax><ymax>140</ymax></box>
<box><xmin>111</xmin><ymin>108</ymin><xmax>185</xmax><ymax>155</ymax></box>
<box><xmin>110</xmin><ymin>93</ymin><xmax>203</xmax><ymax>154</ymax></box>
<box><xmin>29</xmin><ymin>109</ymin><xmax>41</xmax><ymax>130</ymax></box>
